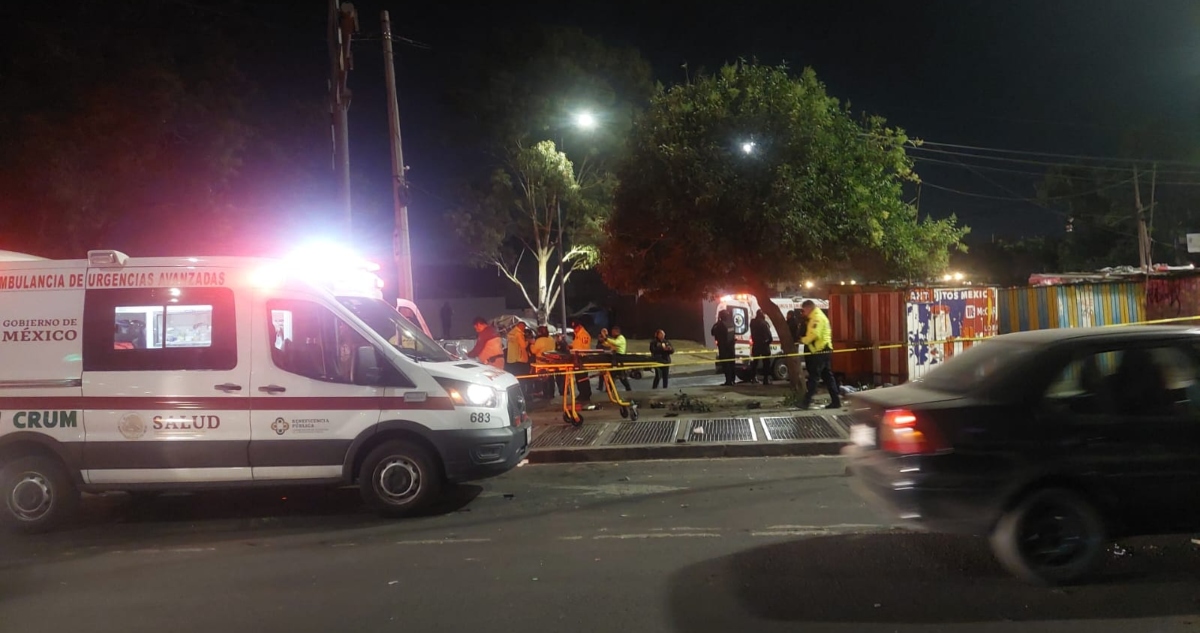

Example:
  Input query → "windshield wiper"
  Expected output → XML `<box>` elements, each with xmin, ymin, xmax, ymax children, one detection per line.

<box><xmin>400</xmin><ymin>350</ymin><xmax>443</xmax><ymax>363</ymax></box>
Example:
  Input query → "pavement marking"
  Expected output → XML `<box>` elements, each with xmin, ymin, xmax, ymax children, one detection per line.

<box><xmin>112</xmin><ymin>547</ymin><xmax>217</xmax><ymax>555</ymax></box>
<box><xmin>542</xmin><ymin>483</ymin><xmax>687</xmax><ymax>496</ymax></box>
<box><xmin>752</xmin><ymin>523</ymin><xmax>885</xmax><ymax>537</ymax></box>
<box><xmin>765</xmin><ymin>523</ymin><xmax>882</xmax><ymax>530</ymax></box>
<box><xmin>649</xmin><ymin>527</ymin><xmax>722</xmax><ymax>532</ymax></box>
<box><xmin>592</xmin><ymin>533</ymin><xmax>722</xmax><ymax>540</ymax></box>
<box><xmin>395</xmin><ymin>538</ymin><xmax>492</xmax><ymax>546</ymax></box>
<box><xmin>558</xmin><ymin>536</ymin><xmax>585</xmax><ymax>541</ymax></box>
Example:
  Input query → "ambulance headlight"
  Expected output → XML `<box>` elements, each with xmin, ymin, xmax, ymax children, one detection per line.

<box><xmin>436</xmin><ymin>378</ymin><xmax>499</xmax><ymax>408</ymax></box>
<box><xmin>465</xmin><ymin>384</ymin><xmax>498</xmax><ymax>407</ymax></box>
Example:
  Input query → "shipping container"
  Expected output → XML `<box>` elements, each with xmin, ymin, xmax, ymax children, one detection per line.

<box><xmin>1145</xmin><ymin>275</ymin><xmax>1200</xmax><ymax>326</ymax></box>
<box><xmin>830</xmin><ymin>286</ymin><xmax>998</xmax><ymax>385</ymax></box>
<box><xmin>998</xmin><ymin>282</ymin><xmax>1144</xmax><ymax>334</ymax></box>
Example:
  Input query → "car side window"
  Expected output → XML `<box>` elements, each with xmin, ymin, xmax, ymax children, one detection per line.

<box><xmin>83</xmin><ymin>287</ymin><xmax>236</xmax><ymax>371</ymax></box>
<box><xmin>268</xmin><ymin>300</ymin><xmax>370</xmax><ymax>385</ymax></box>
<box><xmin>1045</xmin><ymin>345</ymin><xmax>1200</xmax><ymax>418</ymax></box>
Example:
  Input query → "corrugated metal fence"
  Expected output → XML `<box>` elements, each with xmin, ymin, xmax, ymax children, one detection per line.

<box><xmin>830</xmin><ymin>291</ymin><xmax>906</xmax><ymax>386</ymax></box>
<box><xmin>998</xmin><ymin>283</ymin><xmax>1144</xmax><ymax>334</ymax></box>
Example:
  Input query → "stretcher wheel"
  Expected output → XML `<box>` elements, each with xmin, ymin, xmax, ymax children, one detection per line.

<box><xmin>619</xmin><ymin>406</ymin><xmax>629</xmax><ymax>419</ymax></box>
<box><xmin>563</xmin><ymin>412</ymin><xmax>583</xmax><ymax>427</ymax></box>
<box><xmin>629</xmin><ymin>405</ymin><xmax>639</xmax><ymax>421</ymax></box>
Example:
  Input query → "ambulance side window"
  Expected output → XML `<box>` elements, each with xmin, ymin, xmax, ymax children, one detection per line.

<box><xmin>268</xmin><ymin>300</ymin><xmax>368</xmax><ymax>384</ymax></box>
<box><xmin>82</xmin><ymin>287</ymin><xmax>236</xmax><ymax>371</ymax></box>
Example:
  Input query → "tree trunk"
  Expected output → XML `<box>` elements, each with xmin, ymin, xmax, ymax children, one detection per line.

<box><xmin>536</xmin><ymin>251</ymin><xmax>550</xmax><ymax>325</ymax></box>
<box><xmin>752</xmin><ymin>286</ymin><xmax>807</xmax><ymax>396</ymax></box>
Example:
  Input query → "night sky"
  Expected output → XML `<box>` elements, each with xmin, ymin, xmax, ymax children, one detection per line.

<box><xmin>38</xmin><ymin>1</ymin><xmax>1200</xmax><ymax>268</ymax></box>
<box><xmin>312</xmin><ymin>0</ymin><xmax>1200</xmax><ymax>261</ymax></box>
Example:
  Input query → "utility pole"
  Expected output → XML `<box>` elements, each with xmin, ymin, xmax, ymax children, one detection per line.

<box><xmin>1148</xmin><ymin>162</ymin><xmax>1157</xmax><ymax>269</ymax></box>
<box><xmin>1134</xmin><ymin>164</ymin><xmax>1150</xmax><ymax>271</ymax></box>
<box><xmin>382</xmin><ymin>10</ymin><xmax>413</xmax><ymax>302</ymax></box>
<box><xmin>328</xmin><ymin>0</ymin><xmax>358</xmax><ymax>239</ymax></box>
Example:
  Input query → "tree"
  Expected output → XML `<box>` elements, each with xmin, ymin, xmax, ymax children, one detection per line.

<box><xmin>1032</xmin><ymin>117</ymin><xmax>1200</xmax><ymax>272</ymax></box>
<box><xmin>600</xmin><ymin>62</ymin><xmax>967</xmax><ymax>390</ymax></box>
<box><xmin>447</xmin><ymin>27</ymin><xmax>653</xmax><ymax>324</ymax></box>
<box><xmin>454</xmin><ymin>141</ymin><xmax>606</xmax><ymax>322</ymax></box>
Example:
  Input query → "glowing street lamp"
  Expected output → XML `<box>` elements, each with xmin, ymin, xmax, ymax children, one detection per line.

<box><xmin>574</xmin><ymin>110</ymin><xmax>597</xmax><ymax>131</ymax></box>
<box><xmin>741</xmin><ymin>141</ymin><xmax>756</xmax><ymax>155</ymax></box>
<box><xmin>804</xmin><ymin>280</ymin><xmax>815</xmax><ymax>289</ymax></box>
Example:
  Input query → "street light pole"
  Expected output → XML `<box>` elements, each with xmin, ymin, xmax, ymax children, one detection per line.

<box><xmin>558</xmin><ymin>134</ymin><xmax>568</xmax><ymax>332</ymax></box>
<box><xmin>554</xmin><ymin>111</ymin><xmax>596</xmax><ymax>333</ymax></box>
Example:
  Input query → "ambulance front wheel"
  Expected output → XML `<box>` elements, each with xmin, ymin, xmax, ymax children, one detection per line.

<box><xmin>0</xmin><ymin>455</ymin><xmax>80</xmax><ymax>534</ymax></box>
<box><xmin>359</xmin><ymin>440</ymin><xmax>443</xmax><ymax>518</ymax></box>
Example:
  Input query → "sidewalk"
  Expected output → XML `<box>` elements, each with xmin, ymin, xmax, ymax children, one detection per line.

<box><xmin>524</xmin><ymin>380</ymin><xmax>852</xmax><ymax>464</ymax></box>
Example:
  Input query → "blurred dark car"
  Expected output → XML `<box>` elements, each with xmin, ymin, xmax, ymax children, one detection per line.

<box><xmin>844</xmin><ymin>326</ymin><xmax>1200</xmax><ymax>585</ymax></box>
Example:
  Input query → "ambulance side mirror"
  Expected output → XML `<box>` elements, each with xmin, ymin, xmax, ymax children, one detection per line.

<box><xmin>353</xmin><ymin>346</ymin><xmax>383</xmax><ymax>386</ymax></box>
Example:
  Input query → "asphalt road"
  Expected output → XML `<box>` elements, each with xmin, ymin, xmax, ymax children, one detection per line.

<box><xmin>1</xmin><ymin>458</ymin><xmax>1198</xmax><ymax>633</ymax></box>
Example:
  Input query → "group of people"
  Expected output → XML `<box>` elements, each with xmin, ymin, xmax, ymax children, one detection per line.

<box><xmin>710</xmin><ymin>300</ymin><xmax>841</xmax><ymax>410</ymax></box>
<box><xmin>465</xmin><ymin>317</ymin><xmax>677</xmax><ymax>401</ymax></box>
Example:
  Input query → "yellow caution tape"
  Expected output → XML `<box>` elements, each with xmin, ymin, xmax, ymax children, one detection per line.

<box><xmin>511</xmin><ymin>314</ymin><xmax>1200</xmax><ymax>380</ymax></box>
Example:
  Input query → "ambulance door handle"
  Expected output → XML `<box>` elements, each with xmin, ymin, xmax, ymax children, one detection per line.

<box><xmin>258</xmin><ymin>385</ymin><xmax>287</xmax><ymax>394</ymax></box>
<box><xmin>213</xmin><ymin>383</ymin><xmax>243</xmax><ymax>393</ymax></box>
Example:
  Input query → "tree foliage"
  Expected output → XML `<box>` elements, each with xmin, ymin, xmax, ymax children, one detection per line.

<box><xmin>448</xmin><ymin>26</ymin><xmax>654</xmax><ymax>323</ymax></box>
<box><xmin>600</xmin><ymin>62</ymin><xmax>968</xmax><ymax>388</ymax></box>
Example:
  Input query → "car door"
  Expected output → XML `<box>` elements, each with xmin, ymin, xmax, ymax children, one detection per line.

<box><xmin>1041</xmin><ymin>341</ymin><xmax>1200</xmax><ymax>532</ymax></box>
<box><xmin>248</xmin><ymin>294</ymin><xmax>383</xmax><ymax>482</ymax></box>
<box><xmin>80</xmin><ymin>281</ymin><xmax>252</xmax><ymax>484</ymax></box>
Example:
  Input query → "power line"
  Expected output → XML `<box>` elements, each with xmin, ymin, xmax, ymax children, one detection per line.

<box><xmin>912</xmin><ymin>156</ymin><xmax>1102</xmax><ymax>180</ymax></box>
<box><xmin>917</xmin><ymin>140</ymin><xmax>1171</xmax><ymax>165</ymax></box>
<box><xmin>907</xmin><ymin>145</ymin><xmax>1200</xmax><ymax>177</ymax></box>
<box><xmin>909</xmin><ymin>142</ymin><xmax>1200</xmax><ymax>175</ymax></box>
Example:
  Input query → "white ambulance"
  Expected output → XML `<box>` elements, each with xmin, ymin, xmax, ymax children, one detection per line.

<box><xmin>715</xmin><ymin>294</ymin><xmax>829</xmax><ymax>380</ymax></box>
<box><xmin>0</xmin><ymin>248</ymin><xmax>531</xmax><ymax>532</ymax></box>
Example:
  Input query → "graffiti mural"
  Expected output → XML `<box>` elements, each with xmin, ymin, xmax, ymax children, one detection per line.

<box><xmin>1146</xmin><ymin>277</ymin><xmax>1200</xmax><ymax>324</ymax></box>
<box><xmin>907</xmin><ymin>287</ymin><xmax>998</xmax><ymax>380</ymax></box>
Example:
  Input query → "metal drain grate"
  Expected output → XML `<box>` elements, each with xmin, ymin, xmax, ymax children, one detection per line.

<box><xmin>531</xmin><ymin>424</ymin><xmax>603</xmax><ymax>449</ymax></box>
<box><xmin>606</xmin><ymin>420</ymin><xmax>679</xmax><ymax>446</ymax></box>
<box><xmin>833</xmin><ymin>415</ymin><xmax>857</xmax><ymax>434</ymax></box>
<box><xmin>761</xmin><ymin>416</ymin><xmax>844</xmax><ymax>441</ymax></box>
<box><xmin>687</xmin><ymin>418</ymin><xmax>756</xmax><ymax>443</ymax></box>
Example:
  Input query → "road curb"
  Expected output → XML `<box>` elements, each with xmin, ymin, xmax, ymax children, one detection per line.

<box><xmin>527</xmin><ymin>440</ymin><xmax>846</xmax><ymax>464</ymax></box>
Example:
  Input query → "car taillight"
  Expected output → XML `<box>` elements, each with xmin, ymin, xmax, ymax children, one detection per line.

<box><xmin>879</xmin><ymin>409</ymin><xmax>946</xmax><ymax>455</ymax></box>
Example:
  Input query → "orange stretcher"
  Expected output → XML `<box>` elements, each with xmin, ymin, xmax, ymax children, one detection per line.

<box><xmin>531</xmin><ymin>350</ymin><xmax>657</xmax><ymax>426</ymax></box>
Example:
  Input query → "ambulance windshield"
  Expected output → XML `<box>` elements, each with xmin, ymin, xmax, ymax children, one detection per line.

<box><xmin>336</xmin><ymin>297</ymin><xmax>453</xmax><ymax>363</ymax></box>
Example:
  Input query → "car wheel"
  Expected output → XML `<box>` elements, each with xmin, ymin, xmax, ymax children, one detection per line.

<box><xmin>773</xmin><ymin>359</ymin><xmax>789</xmax><ymax>381</ymax></box>
<box><xmin>359</xmin><ymin>441</ymin><xmax>442</xmax><ymax>518</ymax></box>
<box><xmin>990</xmin><ymin>488</ymin><xmax>1107</xmax><ymax>585</ymax></box>
<box><xmin>0</xmin><ymin>455</ymin><xmax>80</xmax><ymax>534</ymax></box>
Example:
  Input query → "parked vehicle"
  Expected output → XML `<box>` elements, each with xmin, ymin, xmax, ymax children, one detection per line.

<box><xmin>844</xmin><ymin>326</ymin><xmax>1200</xmax><ymax>584</ymax></box>
<box><xmin>0</xmin><ymin>248</ymin><xmax>530</xmax><ymax>532</ymax></box>
<box><xmin>715</xmin><ymin>294</ymin><xmax>827</xmax><ymax>380</ymax></box>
